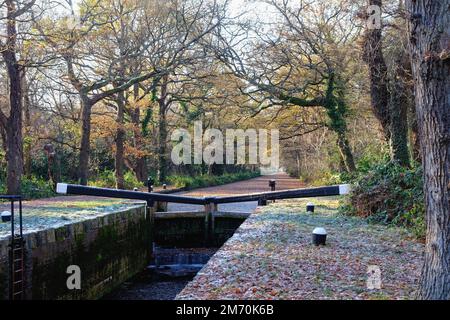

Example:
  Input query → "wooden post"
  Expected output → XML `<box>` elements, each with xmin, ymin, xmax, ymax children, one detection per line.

<box><xmin>204</xmin><ymin>197</ymin><xmax>216</xmax><ymax>246</ymax></box>
<box><xmin>258</xmin><ymin>198</ymin><xmax>267</xmax><ymax>206</ymax></box>
<box><xmin>156</xmin><ymin>201</ymin><xmax>168</xmax><ymax>212</ymax></box>
<box><xmin>146</xmin><ymin>200</ymin><xmax>155</xmax><ymax>263</ymax></box>
<box><xmin>269</xmin><ymin>180</ymin><xmax>276</xmax><ymax>203</ymax></box>
<box><xmin>211</xmin><ymin>202</ymin><xmax>217</xmax><ymax>244</ymax></box>
<box><xmin>204</xmin><ymin>202</ymin><xmax>211</xmax><ymax>246</ymax></box>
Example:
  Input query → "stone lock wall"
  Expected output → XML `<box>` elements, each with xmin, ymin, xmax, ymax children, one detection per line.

<box><xmin>154</xmin><ymin>215</ymin><xmax>246</xmax><ymax>248</ymax></box>
<box><xmin>0</xmin><ymin>205</ymin><xmax>150</xmax><ymax>300</ymax></box>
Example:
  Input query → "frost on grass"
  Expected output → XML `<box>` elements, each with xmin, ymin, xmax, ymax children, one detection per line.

<box><xmin>176</xmin><ymin>197</ymin><xmax>424</xmax><ymax>300</ymax></box>
<box><xmin>0</xmin><ymin>199</ymin><xmax>145</xmax><ymax>239</ymax></box>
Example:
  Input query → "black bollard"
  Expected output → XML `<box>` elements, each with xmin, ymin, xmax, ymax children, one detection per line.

<box><xmin>312</xmin><ymin>227</ymin><xmax>327</xmax><ymax>246</ymax></box>
<box><xmin>269</xmin><ymin>180</ymin><xmax>276</xmax><ymax>203</ymax></box>
<box><xmin>147</xmin><ymin>177</ymin><xmax>154</xmax><ymax>193</ymax></box>
<box><xmin>269</xmin><ymin>179</ymin><xmax>276</xmax><ymax>191</ymax></box>
<box><xmin>1</xmin><ymin>211</ymin><xmax>11</xmax><ymax>222</ymax></box>
<box><xmin>306</xmin><ymin>202</ymin><xmax>315</xmax><ymax>213</ymax></box>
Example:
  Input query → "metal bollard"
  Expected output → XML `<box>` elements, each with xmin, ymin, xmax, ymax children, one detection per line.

<box><xmin>269</xmin><ymin>179</ymin><xmax>276</xmax><ymax>191</ymax></box>
<box><xmin>269</xmin><ymin>180</ymin><xmax>276</xmax><ymax>203</ymax></box>
<box><xmin>147</xmin><ymin>177</ymin><xmax>154</xmax><ymax>193</ymax></box>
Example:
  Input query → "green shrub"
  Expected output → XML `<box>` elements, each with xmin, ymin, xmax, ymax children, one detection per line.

<box><xmin>311</xmin><ymin>171</ymin><xmax>343</xmax><ymax>186</ymax></box>
<box><xmin>167</xmin><ymin>171</ymin><xmax>260</xmax><ymax>189</ymax></box>
<box><xmin>339</xmin><ymin>161</ymin><xmax>425</xmax><ymax>239</ymax></box>
<box><xmin>89</xmin><ymin>170</ymin><xmax>144</xmax><ymax>190</ymax></box>
<box><xmin>21</xmin><ymin>177</ymin><xmax>56</xmax><ymax>199</ymax></box>
<box><xmin>0</xmin><ymin>176</ymin><xmax>55</xmax><ymax>200</ymax></box>
<box><xmin>123</xmin><ymin>171</ymin><xmax>144</xmax><ymax>190</ymax></box>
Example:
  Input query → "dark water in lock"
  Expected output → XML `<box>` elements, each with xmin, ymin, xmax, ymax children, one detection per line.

<box><xmin>103</xmin><ymin>247</ymin><xmax>218</xmax><ymax>300</ymax></box>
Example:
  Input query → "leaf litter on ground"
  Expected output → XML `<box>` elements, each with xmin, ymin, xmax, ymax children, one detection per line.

<box><xmin>176</xmin><ymin>197</ymin><xmax>423</xmax><ymax>300</ymax></box>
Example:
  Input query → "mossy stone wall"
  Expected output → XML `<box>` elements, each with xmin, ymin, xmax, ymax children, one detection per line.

<box><xmin>0</xmin><ymin>205</ymin><xmax>150</xmax><ymax>300</ymax></box>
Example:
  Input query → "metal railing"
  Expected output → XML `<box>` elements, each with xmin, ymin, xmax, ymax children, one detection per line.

<box><xmin>0</xmin><ymin>195</ymin><xmax>24</xmax><ymax>300</ymax></box>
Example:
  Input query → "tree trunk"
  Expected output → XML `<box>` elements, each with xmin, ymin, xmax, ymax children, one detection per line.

<box><xmin>78</xmin><ymin>97</ymin><xmax>93</xmax><ymax>185</ymax></box>
<box><xmin>158</xmin><ymin>76</ymin><xmax>169</xmax><ymax>184</ymax></box>
<box><xmin>131</xmin><ymin>83</ymin><xmax>147</xmax><ymax>182</ymax></box>
<box><xmin>2</xmin><ymin>0</ymin><xmax>23</xmax><ymax>195</ymax></box>
<box><xmin>406</xmin><ymin>0</ymin><xmax>450</xmax><ymax>299</ymax></box>
<box><xmin>389</xmin><ymin>79</ymin><xmax>411</xmax><ymax>167</ymax></box>
<box><xmin>410</xmin><ymin>105</ymin><xmax>422</xmax><ymax>162</ymax></box>
<box><xmin>325</xmin><ymin>76</ymin><xmax>356</xmax><ymax>173</ymax></box>
<box><xmin>336</xmin><ymin>132</ymin><xmax>356</xmax><ymax>173</ymax></box>
<box><xmin>115</xmin><ymin>91</ymin><xmax>125</xmax><ymax>189</ymax></box>
<box><xmin>364</xmin><ymin>0</ymin><xmax>412</xmax><ymax>166</ymax></box>
<box><xmin>363</xmin><ymin>0</ymin><xmax>391</xmax><ymax>140</ymax></box>
<box><xmin>21</xmin><ymin>69</ymin><xmax>32</xmax><ymax>178</ymax></box>
<box><xmin>5</xmin><ymin>61</ymin><xmax>23</xmax><ymax>195</ymax></box>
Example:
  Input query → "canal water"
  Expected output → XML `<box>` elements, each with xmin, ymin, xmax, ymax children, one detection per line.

<box><xmin>103</xmin><ymin>247</ymin><xmax>218</xmax><ymax>300</ymax></box>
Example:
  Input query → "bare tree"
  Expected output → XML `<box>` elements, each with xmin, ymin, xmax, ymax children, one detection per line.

<box><xmin>0</xmin><ymin>0</ymin><xmax>37</xmax><ymax>194</ymax></box>
<box><xmin>35</xmin><ymin>0</ymin><xmax>224</xmax><ymax>185</ymax></box>
<box><xmin>213</xmin><ymin>0</ymin><xmax>358</xmax><ymax>172</ymax></box>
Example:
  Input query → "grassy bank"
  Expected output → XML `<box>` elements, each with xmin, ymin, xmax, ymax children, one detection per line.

<box><xmin>166</xmin><ymin>171</ymin><xmax>261</xmax><ymax>189</ymax></box>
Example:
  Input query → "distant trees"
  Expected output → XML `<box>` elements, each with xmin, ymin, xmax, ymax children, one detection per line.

<box><xmin>38</xmin><ymin>0</ymin><xmax>163</xmax><ymax>185</ymax></box>
<box><xmin>214</xmin><ymin>0</ymin><xmax>359</xmax><ymax>173</ymax></box>
<box><xmin>35</xmin><ymin>0</ymin><xmax>225</xmax><ymax>186</ymax></box>
<box><xmin>406</xmin><ymin>0</ymin><xmax>450</xmax><ymax>299</ymax></box>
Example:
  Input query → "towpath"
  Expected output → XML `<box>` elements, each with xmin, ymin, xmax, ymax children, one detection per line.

<box><xmin>167</xmin><ymin>172</ymin><xmax>305</xmax><ymax>212</ymax></box>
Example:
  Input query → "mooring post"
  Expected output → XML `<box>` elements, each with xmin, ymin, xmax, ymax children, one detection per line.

<box><xmin>269</xmin><ymin>179</ymin><xmax>276</xmax><ymax>191</ymax></box>
<box><xmin>147</xmin><ymin>177</ymin><xmax>154</xmax><ymax>193</ymax></box>
<box><xmin>269</xmin><ymin>179</ymin><xmax>276</xmax><ymax>203</ymax></box>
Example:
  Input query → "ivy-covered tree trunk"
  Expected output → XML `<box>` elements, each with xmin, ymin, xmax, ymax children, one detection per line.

<box><xmin>363</xmin><ymin>0</ymin><xmax>411</xmax><ymax>167</ymax></box>
<box><xmin>406</xmin><ymin>0</ymin><xmax>450</xmax><ymax>299</ymax></box>
<box><xmin>363</xmin><ymin>0</ymin><xmax>391</xmax><ymax>140</ymax></box>
<box><xmin>389</xmin><ymin>78</ymin><xmax>411</xmax><ymax>167</ymax></box>
<box><xmin>336</xmin><ymin>132</ymin><xmax>356</xmax><ymax>173</ymax></box>
<box><xmin>325</xmin><ymin>75</ymin><xmax>356</xmax><ymax>173</ymax></box>
<box><xmin>78</xmin><ymin>96</ymin><xmax>92</xmax><ymax>186</ymax></box>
